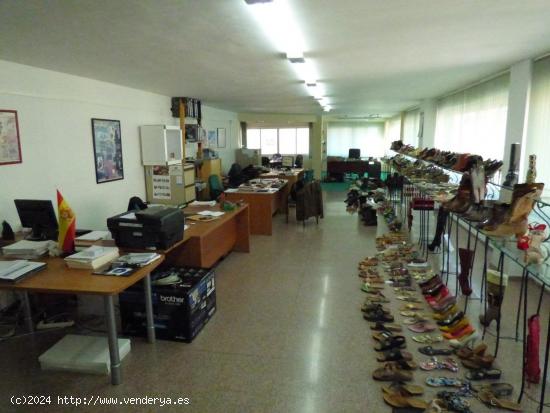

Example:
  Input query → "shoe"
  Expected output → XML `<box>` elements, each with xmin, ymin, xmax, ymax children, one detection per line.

<box><xmin>442</xmin><ymin>324</ymin><xmax>474</xmax><ymax>340</ymax></box>
<box><xmin>458</xmin><ymin>248</ymin><xmax>474</xmax><ymax>296</ymax></box>
<box><xmin>449</xmin><ymin>331</ymin><xmax>479</xmax><ymax>349</ymax></box>
<box><xmin>437</xmin><ymin>311</ymin><xmax>464</xmax><ymax>327</ymax></box>
<box><xmin>479</xmin><ymin>269</ymin><xmax>507</xmax><ymax>327</ymax></box>
<box><xmin>433</xmin><ymin>305</ymin><xmax>459</xmax><ymax>320</ymax></box>
<box><xmin>439</xmin><ymin>318</ymin><xmax>470</xmax><ymax>334</ymax></box>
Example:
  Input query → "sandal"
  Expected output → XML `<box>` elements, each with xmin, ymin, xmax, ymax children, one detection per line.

<box><xmin>372</xmin><ymin>363</ymin><xmax>413</xmax><ymax>382</ymax></box>
<box><xmin>370</xmin><ymin>322</ymin><xmax>402</xmax><ymax>332</ymax></box>
<box><xmin>420</xmin><ymin>357</ymin><xmax>458</xmax><ymax>372</ymax></box>
<box><xmin>412</xmin><ymin>334</ymin><xmax>443</xmax><ymax>344</ymax></box>
<box><xmin>461</xmin><ymin>354</ymin><xmax>494</xmax><ymax>370</ymax></box>
<box><xmin>361</xmin><ymin>303</ymin><xmax>390</xmax><ymax>313</ymax></box>
<box><xmin>456</xmin><ymin>342</ymin><xmax>487</xmax><ymax>359</ymax></box>
<box><xmin>408</xmin><ymin>322</ymin><xmax>437</xmax><ymax>333</ymax></box>
<box><xmin>426</xmin><ymin>377</ymin><xmax>463</xmax><ymax>387</ymax></box>
<box><xmin>478</xmin><ymin>389</ymin><xmax>522</xmax><ymax>411</ymax></box>
<box><xmin>361</xmin><ymin>283</ymin><xmax>384</xmax><ymax>293</ymax></box>
<box><xmin>437</xmin><ymin>391</ymin><xmax>472</xmax><ymax>413</ymax></box>
<box><xmin>418</xmin><ymin>346</ymin><xmax>453</xmax><ymax>356</ymax></box>
<box><xmin>376</xmin><ymin>349</ymin><xmax>413</xmax><ymax>362</ymax></box>
<box><xmin>363</xmin><ymin>309</ymin><xmax>395</xmax><ymax>323</ymax></box>
<box><xmin>372</xmin><ymin>330</ymin><xmax>395</xmax><ymax>342</ymax></box>
<box><xmin>401</xmin><ymin>303</ymin><xmax>424</xmax><ymax>311</ymax></box>
<box><xmin>396</xmin><ymin>295</ymin><xmax>422</xmax><ymax>303</ymax></box>
<box><xmin>389</xmin><ymin>359</ymin><xmax>418</xmax><ymax>370</ymax></box>
<box><xmin>382</xmin><ymin>382</ymin><xmax>424</xmax><ymax>396</ymax></box>
<box><xmin>401</xmin><ymin>310</ymin><xmax>427</xmax><ymax>317</ymax></box>
<box><xmin>383</xmin><ymin>391</ymin><xmax>428</xmax><ymax>410</ymax></box>
<box><xmin>403</xmin><ymin>315</ymin><xmax>430</xmax><ymax>325</ymax></box>
<box><xmin>375</xmin><ymin>335</ymin><xmax>407</xmax><ymax>352</ymax></box>
<box><xmin>472</xmin><ymin>382</ymin><xmax>513</xmax><ymax>398</ymax></box>
<box><xmin>426</xmin><ymin>399</ymin><xmax>446</xmax><ymax>413</ymax></box>
<box><xmin>465</xmin><ymin>368</ymin><xmax>502</xmax><ymax>381</ymax></box>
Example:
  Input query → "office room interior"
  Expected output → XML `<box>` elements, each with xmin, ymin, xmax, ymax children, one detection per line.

<box><xmin>1</xmin><ymin>1</ymin><xmax>550</xmax><ymax>412</ymax></box>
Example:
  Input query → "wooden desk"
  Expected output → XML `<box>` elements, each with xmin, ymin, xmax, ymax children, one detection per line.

<box><xmin>223</xmin><ymin>185</ymin><xmax>286</xmax><ymax>235</ymax></box>
<box><xmin>160</xmin><ymin>205</ymin><xmax>250</xmax><ymax>268</ymax></box>
<box><xmin>260</xmin><ymin>169</ymin><xmax>304</xmax><ymax>211</ymax></box>
<box><xmin>327</xmin><ymin>160</ymin><xmax>369</xmax><ymax>180</ymax></box>
<box><xmin>0</xmin><ymin>255</ymin><xmax>164</xmax><ymax>385</ymax></box>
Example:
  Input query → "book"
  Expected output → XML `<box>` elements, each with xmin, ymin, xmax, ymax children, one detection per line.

<box><xmin>74</xmin><ymin>231</ymin><xmax>111</xmax><ymax>251</ymax></box>
<box><xmin>64</xmin><ymin>246</ymin><xmax>119</xmax><ymax>270</ymax></box>
<box><xmin>0</xmin><ymin>260</ymin><xmax>46</xmax><ymax>283</ymax></box>
<box><xmin>113</xmin><ymin>253</ymin><xmax>161</xmax><ymax>267</ymax></box>
<box><xmin>2</xmin><ymin>240</ymin><xmax>50</xmax><ymax>258</ymax></box>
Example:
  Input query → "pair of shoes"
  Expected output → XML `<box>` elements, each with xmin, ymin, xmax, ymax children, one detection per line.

<box><xmin>420</xmin><ymin>357</ymin><xmax>458</xmax><ymax>372</ymax></box>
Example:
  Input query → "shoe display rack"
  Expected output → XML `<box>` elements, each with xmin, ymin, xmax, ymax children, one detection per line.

<box><xmin>385</xmin><ymin>144</ymin><xmax>550</xmax><ymax>412</ymax></box>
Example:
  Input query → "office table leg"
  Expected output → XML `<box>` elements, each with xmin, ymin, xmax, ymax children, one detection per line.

<box><xmin>143</xmin><ymin>274</ymin><xmax>156</xmax><ymax>344</ymax></box>
<box><xmin>21</xmin><ymin>291</ymin><xmax>34</xmax><ymax>333</ymax></box>
<box><xmin>104</xmin><ymin>295</ymin><xmax>121</xmax><ymax>385</ymax></box>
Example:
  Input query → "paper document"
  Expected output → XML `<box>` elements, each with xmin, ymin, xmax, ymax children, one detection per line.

<box><xmin>0</xmin><ymin>261</ymin><xmax>45</xmax><ymax>282</ymax></box>
<box><xmin>197</xmin><ymin>210</ymin><xmax>225</xmax><ymax>217</ymax></box>
<box><xmin>0</xmin><ymin>260</ymin><xmax>29</xmax><ymax>277</ymax></box>
<box><xmin>2</xmin><ymin>240</ymin><xmax>50</xmax><ymax>251</ymax></box>
<box><xmin>225</xmin><ymin>188</ymin><xmax>238</xmax><ymax>193</ymax></box>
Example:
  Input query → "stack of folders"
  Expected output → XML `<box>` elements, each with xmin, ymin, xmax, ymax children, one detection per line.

<box><xmin>74</xmin><ymin>231</ymin><xmax>111</xmax><ymax>251</ymax></box>
<box><xmin>0</xmin><ymin>260</ymin><xmax>46</xmax><ymax>283</ymax></box>
<box><xmin>64</xmin><ymin>246</ymin><xmax>119</xmax><ymax>270</ymax></box>
<box><xmin>2</xmin><ymin>240</ymin><xmax>50</xmax><ymax>259</ymax></box>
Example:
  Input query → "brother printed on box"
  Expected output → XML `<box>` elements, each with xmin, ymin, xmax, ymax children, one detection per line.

<box><xmin>107</xmin><ymin>206</ymin><xmax>185</xmax><ymax>250</ymax></box>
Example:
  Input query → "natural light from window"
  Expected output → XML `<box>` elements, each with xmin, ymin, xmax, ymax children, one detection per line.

<box><xmin>247</xmin><ymin>127</ymin><xmax>310</xmax><ymax>155</ymax></box>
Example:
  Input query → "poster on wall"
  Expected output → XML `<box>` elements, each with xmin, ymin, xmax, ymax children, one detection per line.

<box><xmin>91</xmin><ymin>118</ymin><xmax>124</xmax><ymax>183</ymax></box>
<box><xmin>0</xmin><ymin>110</ymin><xmax>22</xmax><ymax>165</ymax></box>
<box><xmin>152</xmin><ymin>166</ymin><xmax>171</xmax><ymax>199</ymax></box>
<box><xmin>217</xmin><ymin>128</ymin><xmax>226</xmax><ymax>148</ymax></box>
<box><xmin>207</xmin><ymin>130</ymin><xmax>217</xmax><ymax>147</ymax></box>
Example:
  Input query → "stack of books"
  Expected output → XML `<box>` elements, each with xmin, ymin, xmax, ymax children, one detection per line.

<box><xmin>64</xmin><ymin>246</ymin><xmax>119</xmax><ymax>270</ymax></box>
<box><xmin>0</xmin><ymin>260</ymin><xmax>46</xmax><ymax>283</ymax></box>
<box><xmin>2</xmin><ymin>240</ymin><xmax>50</xmax><ymax>259</ymax></box>
<box><xmin>114</xmin><ymin>253</ymin><xmax>162</xmax><ymax>267</ymax></box>
<box><xmin>74</xmin><ymin>231</ymin><xmax>111</xmax><ymax>251</ymax></box>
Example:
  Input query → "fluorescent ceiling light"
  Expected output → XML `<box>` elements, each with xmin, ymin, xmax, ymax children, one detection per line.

<box><xmin>323</xmin><ymin>106</ymin><xmax>332</xmax><ymax>112</ymax></box>
<box><xmin>244</xmin><ymin>0</ymin><xmax>273</xmax><ymax>4</ymax></box>
<box><xmin>245</xmin><ymin>0</ymin><xmax>304</xmax><ymax>57</ymax></box>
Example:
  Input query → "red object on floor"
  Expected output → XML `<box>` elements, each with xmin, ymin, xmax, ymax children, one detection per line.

<box><xmin>526</xmin><ymin>314</ymin><xmax>541</xmax><ymax>384</ymax></box>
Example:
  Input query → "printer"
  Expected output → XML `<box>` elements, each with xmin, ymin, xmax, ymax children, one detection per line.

<box><xmin>107</xmin><ymin>206</ymin><xmax>185</xmax><ymax>250</ymax></box>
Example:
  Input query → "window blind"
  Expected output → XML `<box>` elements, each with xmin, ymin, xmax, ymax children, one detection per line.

<box><xmin>327</xmin><ymin>122</ymin><xmax>385</xmax><ymax>157</ymax></box>
<box><xmin>434</xmin><ymin>74</ymin><xmax>510</xmax><ymax>160</ymax></box>
<box><xmin>403</xmin><ymin>109</ymin><xmax>420</xmax><ymax>146</ymax></box>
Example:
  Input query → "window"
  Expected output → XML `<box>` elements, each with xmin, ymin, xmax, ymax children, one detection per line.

<box><xmin>526</xmin><ymin>56</ymin><xmax>550</xmax><ymax>196</ymax></box>
<box><xmin>403</xmin><ymin>109</ymin><xmax>420</xmax><ymax>146</ymax></box>
<box><xmin>246</xmin><ymin>127</ymin><xmax>310</xmax><ymax>155</ymax></box>
<box><xmin>384</xmin><ymin>115</ymin><xmax>402</xmax><ymax>151</ymax></box>
<box><xmin>434</xmin><ymin>74</ymin><xmax>509</xmax><ymax>160</ymax></box>
<box><xmin>327</xmin><ymin>122</ymin><xmax>385</xmax><ymax>158</ymax></box>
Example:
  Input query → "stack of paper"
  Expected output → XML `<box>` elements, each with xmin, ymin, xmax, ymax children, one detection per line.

<box><xmin>0</xmin><ymin>260</ymin><xmax>46</xmax><ymax>283</ymax></box>
<box><xmin>197</xmin><ymin>210</ymin><xmax>225</xmax><ymax>217</ymax></box>
<box><xmin>64</xmin><ymin>246</ymin><xmax>119</xmax><ymax>270</ymax></box>
<box><xmin>114</xmin><ymin>253</ymin><xmax>162</xmax><ymax>267</ymax></box>
<box><xmin>189</xmin><ymin>200</ymin><xmax>217</xmax><ymax>207</ymax></box>
<box><xmin>74</xmin><ymin>231</ymin><xmax>111</xmax><ymax>251</ymax></box>
<box><xmin>2</xmin><ymin>240</ymin><xmax>50</xmax><ymax>259</ymax></box>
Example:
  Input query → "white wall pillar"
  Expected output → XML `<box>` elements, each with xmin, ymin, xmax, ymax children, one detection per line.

<box><xmin>419</xmin><ymin>99</ymin><xmax>437</xmax><ymax>148</ymax></box>
<box><xmin>502</xmin><ymin>59</ymin><xmax>533</xmax><ymax>182</ymax></box>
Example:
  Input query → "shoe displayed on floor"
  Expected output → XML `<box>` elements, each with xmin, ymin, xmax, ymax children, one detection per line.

<box><xmin>478</xmin><ymin>389</ymin><xmax>522</xmax><ymax>411</ymax></box>
<box><xmin>382</xmin><ymin>382</ymin><xmax>424</xmax><ymax>396</ymax></box>
<box><xmin>372</xmin><ymin>363</ymin><xmax>413</xmax><ymax>382</ymax></box>
<box><xmin>363</xmin><ymin>309</ymin><xmax>395</xmax><ymax>323</ymax></box>
<box><xmin>370</xmin><ymin>322</ymin><xmax>402</xmax><ymax>332</ymax></box>
<box><xmin>442</xmin><ymin>324</ymin><xmax>474</xmax><ymax>340</ymax></box>
<box><xmin>449</xmin><ymin>331</ymin><xmax>479</xmax><ymax>349</ymax></box>
<box><xmin>439</xmin><ymin>317</ymin><xmax>470</xmax><ymax>334</ymax></box>
<box><xmin>375</xmin><ymin>336</ymin><xmax>407</xmax><ymax>352</ymax></box>
<box><xmin>407</xmin><ymin>322</ymin><xmax>437</xmax><ymax>333</ymax></box>
<box><xmin>425</xmin><ymin>377</ymin><xmax>463</xmax><ymax>387</ymax></box>
<box><xmin>418</xmin><ymin>346</ymin><xmax>453</xmax><ymax>356</ymax></box>
<box><xmin>432</xmin><ymin>304</ymin><xmax>459</xmax><ymax>320</ymax></box>
<box><xmin>436</xmin><ymin>311</ymin><xmax>464</xmax><ymax>327</ymax></box>
<box><xmin>420</xmin><ymin>357</ymin><xmax>458</xmax><ymax>372</ymax></box>
<box><xmin>465</xmin><ymin>368</ymin><xmax>502</xmax><ymax>381</ymax></box>
<box><xmin>412</xmin><ymin>334</ymin><xmax>443</xmax><ymax>344</ymax></box>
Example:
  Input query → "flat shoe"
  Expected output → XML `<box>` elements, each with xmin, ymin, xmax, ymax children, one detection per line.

<box><xmin>375</xmin><ymin>335</ymin><xmax>407</xmax><ymax>352</ymax></box>
<box><xmin>426</xmin><ymin>377</ymin><xmax>463</xmax><ymax>387</ymax></box>
<box><xmin>382</xmin><ymin>382</ymin><xmax>424</xmax><ymax>396</ymax></box>
<box><xmin>418</xmin><ymin>346</ymin><xmax>453</xmax><ymax>356</ymax></box>
<box><xmin>372</xmin><ymin>363</ymin><xmax>413</xmax><ymax>382</ymax></box>
<box><xmin>465</xmin><ymin>368</ymin><xmax>502</xmax><ymax>381</ymax></box>
<box><xmin>472</xmin><ymin>382</ymin><xmax>513</xmax><ymax>397</ymax></box>
<box><xmin>376</xmin><ymin>349</ymin><xmax>413</xmax><ymax>362</ymax></box>
<box><xmin>478</xmin><ymin>389</ymin><xmax>522</xmax><ymax>411</ymax></box>
<box><xmin>412</xmin><ymin>334</ymin><xmax>443</xmax><ymax>344</ymax></box>
<box><xmin>408</xmin><ymin>322</ymin><xmax>437</xmax><ymax>333</ymax></box>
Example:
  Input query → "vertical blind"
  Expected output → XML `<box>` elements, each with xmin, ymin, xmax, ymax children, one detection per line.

<box><xmin>434</xmin><ymin>74</ymin><xmax>510</xmax><ymax>160</ymax></box>
<box><xmin>526</xmin><ymin>56</ymin><xmax>550</xmax><ymax>196</ymax></box>
<box><xmin>384</xmin><ymin>115</ymin><xmax>402</xmax><ymax>152</ymax></box>
<box><xmin>327</xmin><ymin>122</ymin><xmax>385</xmax><ymax>157</ymax></box>
<box><xmin>402</xmin><ymin>109</ymin><xmax>420</xmax><ymax>146</ymax></box>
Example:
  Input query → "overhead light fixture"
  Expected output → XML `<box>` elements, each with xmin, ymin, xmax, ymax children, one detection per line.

<box><xmin>244</xmin><ymin>0</ymin><xmax>273</xmax><ymax>4</ymax></box>
<box><xmin>286</xmin><ymin>52</ymin><xmax>305</xmax><ymax>64</ymax></box>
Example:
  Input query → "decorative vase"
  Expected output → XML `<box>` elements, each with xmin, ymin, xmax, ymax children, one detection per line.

<box><xmin>526</xmin><ymin>154</ymin><xmax>537</xmax><ymax>184</ymax></box>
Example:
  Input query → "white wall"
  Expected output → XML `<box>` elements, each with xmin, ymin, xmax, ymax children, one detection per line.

<box><xmin>0</xmin><ymin>60</ymin><xmax>172</xmax><ymax>231</ymax></box>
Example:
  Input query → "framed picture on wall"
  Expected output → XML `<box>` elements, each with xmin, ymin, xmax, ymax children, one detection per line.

<box><xmin>217</xmin><ymin>128</ymin><xmax>226</xmax><ymax>148</ymax></box>
<box><xmin>0</xmin><ymin>110</ymin><xmax>22</xmax><ymax>165</ymax></box>
<box><xmin>91</xmin><ymin>118</ymin><xmax>124</xmax><ymax>184</ymax></box>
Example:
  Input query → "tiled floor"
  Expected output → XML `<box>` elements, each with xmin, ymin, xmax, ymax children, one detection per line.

<box><xmin>1</xmin><ymin>191</ymin><xmax>549</xmax><ymax>412</ymax></box>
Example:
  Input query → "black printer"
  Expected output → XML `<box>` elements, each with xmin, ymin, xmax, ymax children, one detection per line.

<box><xmin>107</xmin><ymin>206</ymin><xmax>185</xmax><ymax>250</ymax></box>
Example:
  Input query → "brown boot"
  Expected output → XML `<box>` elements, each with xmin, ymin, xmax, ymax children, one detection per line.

<box><xmin>478</xmin><ymin>202</ymin><xmax>508</xmax><ymax>229</ymax></box>
<box><xmin>443</xmin><ymin>174</ymin><xmax>473</xmax><ymax>213</ymax></box>
<box><xmin>458</xmin><ymin>248</ymin><xmax>473</xmax><ymax>296</ymax></box>
<box><xmin>479</xmin><ymin>269</ymin><xmax>508</xmax><ymax>327</ymax></box>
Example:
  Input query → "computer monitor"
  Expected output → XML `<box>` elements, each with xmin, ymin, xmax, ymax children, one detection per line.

<box><xmin>282</xmin><ymin>156</ymin><xmax>294</xmax><ymax>168</ymax></box>
<box><xmin>348</xmin><ymin>148</ymin><xmax>361</xmax><ymax>159</ymax></box>
<box><xmin>14</xmin><ymin>199</ymin><xmax>58</xmax><ymax>240</ymax></box>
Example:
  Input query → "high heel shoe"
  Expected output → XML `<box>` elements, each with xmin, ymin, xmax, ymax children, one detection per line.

<box><xmin>449</xmin><ymin>330</ymin><xmax>478</xmax><ymax>348</ymax></box>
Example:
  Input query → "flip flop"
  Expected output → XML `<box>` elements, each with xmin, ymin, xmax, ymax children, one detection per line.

<box><xmin>401</xmin><ymin>310</ymin><xmax>427</xmax><ymax>317</ymax></box>
<box><xmin>375</xmin><ymin>336</ymin><xmax>407</xmax><ymax>352</ymax></box>
<box><xmin>407</xmin><ymin>322</ymin><xmax>437</xmax><ymax>333</ymax></box>
<box><xmin>472</xmin><ymin>383</ymin><xmax>513</xmax><ymax>398</ymax></box>
<box><xmin>372</xmin><ymin>363</ymin><xmax>413</xmax><ymax>382</ymax></box>
<box><xmin>370</xmin><ymin>322</ymin><xmax>402</xmax><ymax>332</ymax></box>
<box><xmin>382</xmin><ymin>382</ymin><xmax>424</xmax><ymax>396</ymax></box>
<box><xmin>426</xmin><ymin>377</ymin><xmax>463</xmax><ymax>387</ymax></box>
<box><xmin>396</xmin><ymin>295</ymin><xmax>422</xmax><ymax>303</ymax></box>
<box><xmin>361</xmin><ymin>283</ymin><xmax>385</xmax><ymax>293</ymax></box>
<box><xmin>412</xmin><ymin>334</ymin><xmax>443</xmax><ymax>344</ymax></box>
<box><xmin>465</xmin><ymin>368</ymin><xmax>502</xmax><ymax>381</ymax></box>
<box><xmin>364</xmin><ymin>309</ymin><xmax>395</xmax><ymax>323</ymax></box>
<box><xmin>376</xmin><ymin>349</ymin><xmax>413</xmax><ymax>362</ymax></box>
<box><xmin>418</xmin><ymin>346</ymin><xmax>453</xmax><ymax>356</ymax></box>
<box><xmin>372</xmin><ymin>330</ymin><xmax>395</xmax><ymax>342</ymax></box>
<box><xmin>403</xmin><ymin>316</ymin><xmax>430</xmax><ymax>325</ymax></box>
<box><xmin>382</xmin><ymin>392</ymin><xmax>428</xmax><ymax>410</ymax></box>
<box><xmin>401</xmin><ymin>303</ymin><xmax>424</xmax><ymax>311</ymax></box>
<box><xmin>478</xmin><ymin>390</ymin><xmax>522</xmax><ymax>411</ymax></box>
<box><xmin>361</xmin><ymin>303</ymin><xmax>390</xmax><ymax>313</ymax></box>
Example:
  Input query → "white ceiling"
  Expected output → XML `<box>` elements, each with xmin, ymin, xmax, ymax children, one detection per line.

<box><xmin>1</xmin><ymin>0</ymin><xmax>550</xmax><ymax>117</ymax></box>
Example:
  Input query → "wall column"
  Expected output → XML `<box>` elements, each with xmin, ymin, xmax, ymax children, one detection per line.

<box><xmin>419</xmin><ymin>99</ymin><xmax>437</xmax><ymax>149</ymax></box>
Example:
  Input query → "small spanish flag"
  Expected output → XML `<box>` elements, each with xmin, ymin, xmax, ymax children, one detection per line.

<box><xmin>57</xmin><ymin>190</ymin><xmax>76</xmax><ymax>253</ymax></box>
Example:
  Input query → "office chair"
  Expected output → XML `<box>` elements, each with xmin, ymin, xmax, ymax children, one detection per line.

<box><xmin>208</xmin><ymin>175</ymin><xmax>224</xmax><ymax>201</ymax></box>
<box><xmin>295</xmin><ymin>154</ymin><xmax>304</xmax><ymax>168</ymax></box>
<box><xmin>127</xmin><ymin>196</ymin><xmax>147</xmax><ymax>211</ymax></box>
<box><xmin>228</xmin><ymin>163</ymin><xmax>245</xmax><ymax>188</ymax></box>
<box><xmin>261</xmin><ymin>157</ymin><xmax>270</xmax><ymax>168</ymax></box>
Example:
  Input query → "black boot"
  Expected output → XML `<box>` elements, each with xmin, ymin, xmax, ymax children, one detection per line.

<box><xmin>428</xmin><ymin>208</ymin><xmax>449</xmax><ymax>251</ymax></box>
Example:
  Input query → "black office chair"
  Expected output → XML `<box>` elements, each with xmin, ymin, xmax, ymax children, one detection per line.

<box><xmin>261</xmin><ymin>157</ymin><xmax>270</xmax><ymax>168</ymax></box>
<box><xmin>127</xmin><ymin>196</ymin><xmax>147</xmax><ymax>211</ymax></box>
<box><xmin>228</xmin><ymin>163</ymin><xmax>245</xmax><ymax>188</ymax></box>
<box><xmin>295</xmin><ymin>154</ymin><xmax>304</xmax><ymax>168</ymax></box>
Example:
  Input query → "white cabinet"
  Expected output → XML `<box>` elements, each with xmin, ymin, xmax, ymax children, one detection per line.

<box><xmin>140</xmin><ymin>125</ymin><xmax>183</xmax><ymax>165</ymax></box>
